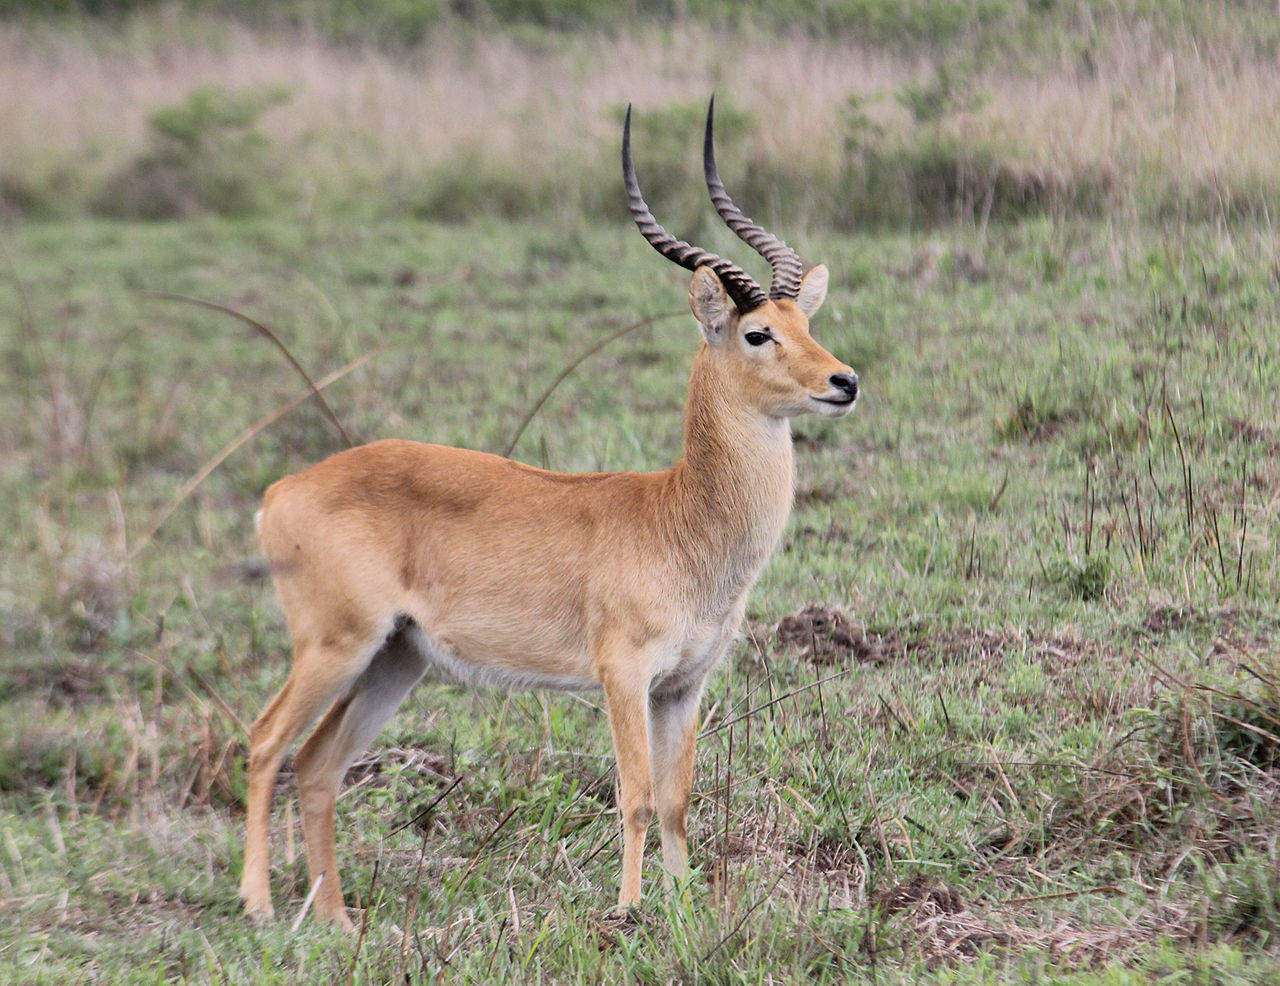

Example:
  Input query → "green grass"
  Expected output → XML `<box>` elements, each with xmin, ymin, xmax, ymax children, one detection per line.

<box><xmin>3</xmin><ymin>210</ymin><xmax>1280</xmax><ymax>982</ymax></box>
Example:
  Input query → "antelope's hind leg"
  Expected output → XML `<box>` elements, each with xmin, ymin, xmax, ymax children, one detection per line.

<box><xmin>241</xmin><ymin>636</ymin><xmax>371</xmax><ymax>924</ymax></box>
<box><xmin>291</xmin><ymin>623</ymin><xmax>429</xmax><ymax>929</ymax></box>
<box><xmin>240</xmin><ymin>621</ymin><xmax>425</xmax><ymax>928</ymax></box>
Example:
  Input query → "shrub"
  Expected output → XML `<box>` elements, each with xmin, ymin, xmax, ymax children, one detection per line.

<box><xmin>412</xmin><ymin>153</ymin><xmax>550</xmax><ymax>223</ymax></box>
<box><xmin>94</xmin><ymin>84</ymin><xmax>290</xmax><ymax>220</ymax></box>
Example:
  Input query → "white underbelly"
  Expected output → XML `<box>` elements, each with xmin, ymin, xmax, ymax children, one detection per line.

<box><xmin>406</xmin><ymin>622</ymin><xmax>600</xmax><ymax>693</ymax></box>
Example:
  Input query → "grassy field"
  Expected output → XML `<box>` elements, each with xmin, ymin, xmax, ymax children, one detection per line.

<box><xmin>4</xmin><ymin>9</ymin><xmax>1280</xmax><ymax>986</ymax></box>
<box><xmin>4</xmin><ymin>209</ymin><xmax>1280</xmax><ymax>982</ymax></box>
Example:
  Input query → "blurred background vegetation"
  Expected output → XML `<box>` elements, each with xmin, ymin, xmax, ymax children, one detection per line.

<box><xmin>2</xmin><ymin>0</ymin><xmax>1279</xmax><ymax>229</ymax></box>
<box><xmin>0</xmin><ymin>0</ymin><xmax>1142</xmax><ymax>46</ymax></box>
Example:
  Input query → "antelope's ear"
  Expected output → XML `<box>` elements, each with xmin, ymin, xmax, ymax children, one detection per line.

<box><xmin>689</xmin><ymin>266</ymin><xmax>737</xmax><ymax>344</ymax></box>
<box><xmin>796</xmin><ymin>264</ymin><xmax>829</xmax><ymax>317</ymax></box>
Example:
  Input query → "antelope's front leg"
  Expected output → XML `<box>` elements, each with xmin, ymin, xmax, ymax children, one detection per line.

<box><xmin>648</xmin><ymin>609</ymin><xmax>740</xmax><ymax>879</ymax></box>
<box><xmin>600</xmin><ymin>661</ymin><xmax>655</xmax><ymax>908</ymax></box>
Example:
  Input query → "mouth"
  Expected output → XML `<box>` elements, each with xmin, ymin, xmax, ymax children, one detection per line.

<box><xmin>810</xmin><ymin>393</ymin><xmax>857</xmax><ymax>416</ymax></box>
<box><xmin>813</xmin><ymin>394</ymin><xmax>857</xmax><ymax>408</ymax></box>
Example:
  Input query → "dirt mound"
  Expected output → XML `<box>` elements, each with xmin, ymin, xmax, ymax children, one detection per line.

<box><xmin>774</xmin><ymin>604</ymin><xmax>893</xmax><ymax>665</ymax></box>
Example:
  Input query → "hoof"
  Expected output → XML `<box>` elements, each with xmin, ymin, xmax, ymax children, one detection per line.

<box><xmin>600</xmin><ymin>903</ymin><xmax>645</xmax><ymax>930</ymax></box>
<box><xmin>317</xmin><ymin>906</ymin><xmax>358</xmax><ymax>934</ymax></box>
<box><xmin>243</xmin><ymin>900</ymin><xmax>276</xmax><ymax>926</ymax></box>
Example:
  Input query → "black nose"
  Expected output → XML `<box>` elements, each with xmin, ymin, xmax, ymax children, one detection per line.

<box><xmin>830</xmin><ymin>372</ymin><xmax>859</xmax><ymax>399</ymax></box>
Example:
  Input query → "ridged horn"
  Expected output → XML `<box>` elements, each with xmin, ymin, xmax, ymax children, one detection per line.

<box><xmin>703</xmin><ymin>96</ymin><xmax>805</xmax><ymax>301</ymax></box>
<box><xmin>623</xmin><ymin>104</ymin><xmax>767</xmax><ymax>314</ymax></box>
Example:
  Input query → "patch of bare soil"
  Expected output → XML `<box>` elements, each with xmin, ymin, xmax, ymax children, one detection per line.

<box><xmin>878</xmin><ymin>876</ymin><xmax>966</xmax><ymax>916</ymax></box>
<box><xmin>1138</xmin><ymin>603</ymin><xmax>1222</xmax><ymax>639</ymax></box>
<box><xmin>344</xmin><ymin>746</ymin><xmax>454</xmax><ymax>789</ymax></box>
<box><xmin>872</xmin><ymin>875</ymin><xmax>1185</xmax><ymax>968</ymax></box>
<box><xmin>737</xmin><ymin>804</ymin><xmax>1194</xmax><ymax>969</ymax></box>
<box><xmin>774</xmin><ymin>605</ymin><xmax>890</xmax><ymax>665</ymax></box>
<box><xmin>771</xmin><ymin>605</ymin><xmax>1111</xmax><ymax>672</ymax></box>
<box><xmin>773</xmin><ymin>837</ymin><xmax>1184</xmax><ymax>968</ymax></box>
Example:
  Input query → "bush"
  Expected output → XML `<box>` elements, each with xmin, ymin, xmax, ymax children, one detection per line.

<box><xmin>412</xmin><ymin>153</ymin><xmax>552</xmax><ymax>223</ymax></box>
<box><xmin>94</xmin><ymin>84</ymin><xmax>289</xmax><ymax>220</ymax></box>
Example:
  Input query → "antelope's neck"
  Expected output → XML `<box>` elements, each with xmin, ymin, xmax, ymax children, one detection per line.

<box><xmin>666</xmin><ymin>352</ymin><xmax>796</xmax><ymax>592</ymax></box>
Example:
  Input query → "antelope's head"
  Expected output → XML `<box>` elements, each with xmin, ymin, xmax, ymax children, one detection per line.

<box><xmin>624</xmin><ymin>99</ymin><xmax>859</xmax><ymax>421</ymax></box>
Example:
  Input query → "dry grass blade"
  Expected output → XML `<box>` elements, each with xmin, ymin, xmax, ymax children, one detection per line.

<box><xmin>128</xmin><ymin>346</ymin><xmax>384</xmax><ymax>560</ymax></box>
<box><xmin>701</xmin><ymin>868</ymin><xmax>790</xmax><ymax>963</ymax></box>
<box><xmin>699</xmin><ymin>669</ymin><xmax>852</xmax><ymax>739</ymax></box>
<box><xmin>147</xmin><ymin>292</ymin><xmax>356</xmax><ymax>447</ymax></box>
<box><xmin>291</xmin><ymin>873</ymin><xmax>325</xmax><ymax>932</ymax></box>
<box><xmin>463</xmin><ymin>806</ymin><xmax>521</xmax><ymax>882</ymax></box>
<box><xmin>1213</xmin><ymin>711</ymin><xmax>1280</xmax><ymax>748</ymax></box>
<box><xmin>348</xmin><ymin>860</ymin><xmax>378</xmax><ymax>984</ymax></box>
<box><xmin>388</xmin><ymin>775</ymin><xmax>465</xmax><ymax>838</ymax></box>
<box><xmin>1</xmin><ymin>233</ymin><xmax>40</xmax><ymax>383</ymax></box>
<box><xmin>1196</xmin><ymin>680</ymin><xmax>1280</xmax><ymax>733</ymax></box>
<box><xmin>1003</xmin><ymin>886</ymin><xmax>1123</xmax><ymax>905</ymax></box>
<box><xmin>502</xmin><ymin>312</ymin><xmax>683</xmax><ymax>457</ymax></box>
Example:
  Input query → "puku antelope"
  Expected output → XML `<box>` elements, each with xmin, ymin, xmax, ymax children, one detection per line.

<box><xmin>239</xmin><ymin>100</ymin><xmax>859</xmax><ymax>929</ymax></box>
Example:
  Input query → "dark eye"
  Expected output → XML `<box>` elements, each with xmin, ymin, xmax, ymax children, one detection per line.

<box><xmin>744</xmin><ymin>330</ymin><xmax>772</xmax><ymax>347</ymax></box>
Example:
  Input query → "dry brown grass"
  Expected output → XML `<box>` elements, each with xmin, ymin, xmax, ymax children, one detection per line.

<box><xmin>0</xmin><ymin>19</ymin><xmax>902</xmax><ymax>195</ymax></box>
<box><xmin>2</xmin><ymin>14</ymin><xmax>1278</xmax><ymax>220</ymax></box>
<box><xmin>976</xmin><ymin>31</ymin><xmax>1280</xmax><ymax>218</ymax></box>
